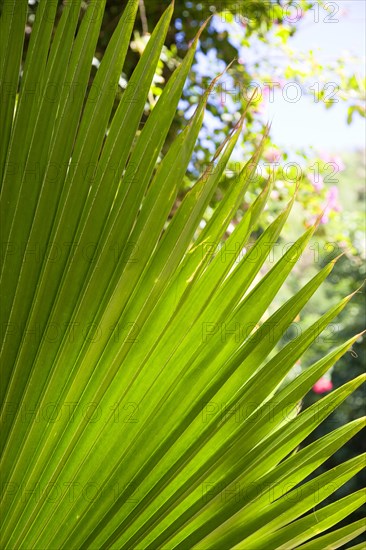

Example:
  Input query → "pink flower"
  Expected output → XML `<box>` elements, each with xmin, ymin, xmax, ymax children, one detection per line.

<box><xmin>308</xmin><ymin>173</ymin><xmax>324</xmax><ymax>192</ymax></box>
<box><xmin>262</xmin><ymin>85</ymin><xmax>271</xmax><ymax>99</ymax></box>
<box><xmin>253</xmin><ymin>102</ymin><xmax>266</xmax><ymax>115</ymax></box>
<box><xmin>263</xmin><ymin>147</ymin><xmax>281</xmax><ymax>163</ymax></box>
<box><xmin>320</xmin><ymin>186</ymin><xmax>342</xmax><ymax>224</ymax></box>
<box><xmin>319</xmin><ymin>152</ymin><xmax>345</xmax><ymax>173</ymax></box>
<box><xmin>313</xmin><ymin>377</ymin><xmax>333</xmax><ymax>394</ymax></box>
<box><xmin>327</xmin><ymin>185</ymin><xmax>341</xmax><ymax>212</ymax></box>
<box><xmin>320</xmin><ymin>213</ymin><xmax>329</xmax><ymax>225</ymax></box>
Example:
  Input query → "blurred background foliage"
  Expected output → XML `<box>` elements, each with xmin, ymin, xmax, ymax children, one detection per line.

<box><xmin>17</xmin><ymin>0</ymin><xmax>366</xmax><ymax>545</ymax></box>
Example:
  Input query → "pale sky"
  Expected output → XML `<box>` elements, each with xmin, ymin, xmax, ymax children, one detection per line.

<box><xmin>268</xmin><ymin>0</ymin><xmax>365</xmax><ymax>151</ymax></box>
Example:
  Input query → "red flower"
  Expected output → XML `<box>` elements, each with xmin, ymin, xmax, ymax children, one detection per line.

<box><xmin>312</xmin><ymin>377</ymin><xmax>333</xmax><ymax>394</ymax></box>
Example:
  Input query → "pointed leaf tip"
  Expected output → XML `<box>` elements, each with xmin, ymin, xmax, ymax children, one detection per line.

<box><xmin>331</xmin><ymin>251</ymin><xmax>346</xmax><ymax>264</ymax></box>
<box><xmin>189</xmin><ymin>16</ymin><xmax>212</xmax><ymax>47</ymax></box>
<box><xmin>206</xmin><ymin>59</ymin><xmax>235</xmax><ymax>97</ymax></box>
<box><xmin>346</xmin><ymin>281</ymin><xmax>365</xmax><ymax>301</ymax></box>
<box><xmin>313</xmin><ymin>205</ymin><xmax>328</xmax><ymax>230</ymax></box>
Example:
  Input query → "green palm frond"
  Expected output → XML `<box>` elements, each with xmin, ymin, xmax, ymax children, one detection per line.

<box><xmin>0</xmin><ymin>1</ymin><xmax>365</xmax><ymax>548</ymax></box>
